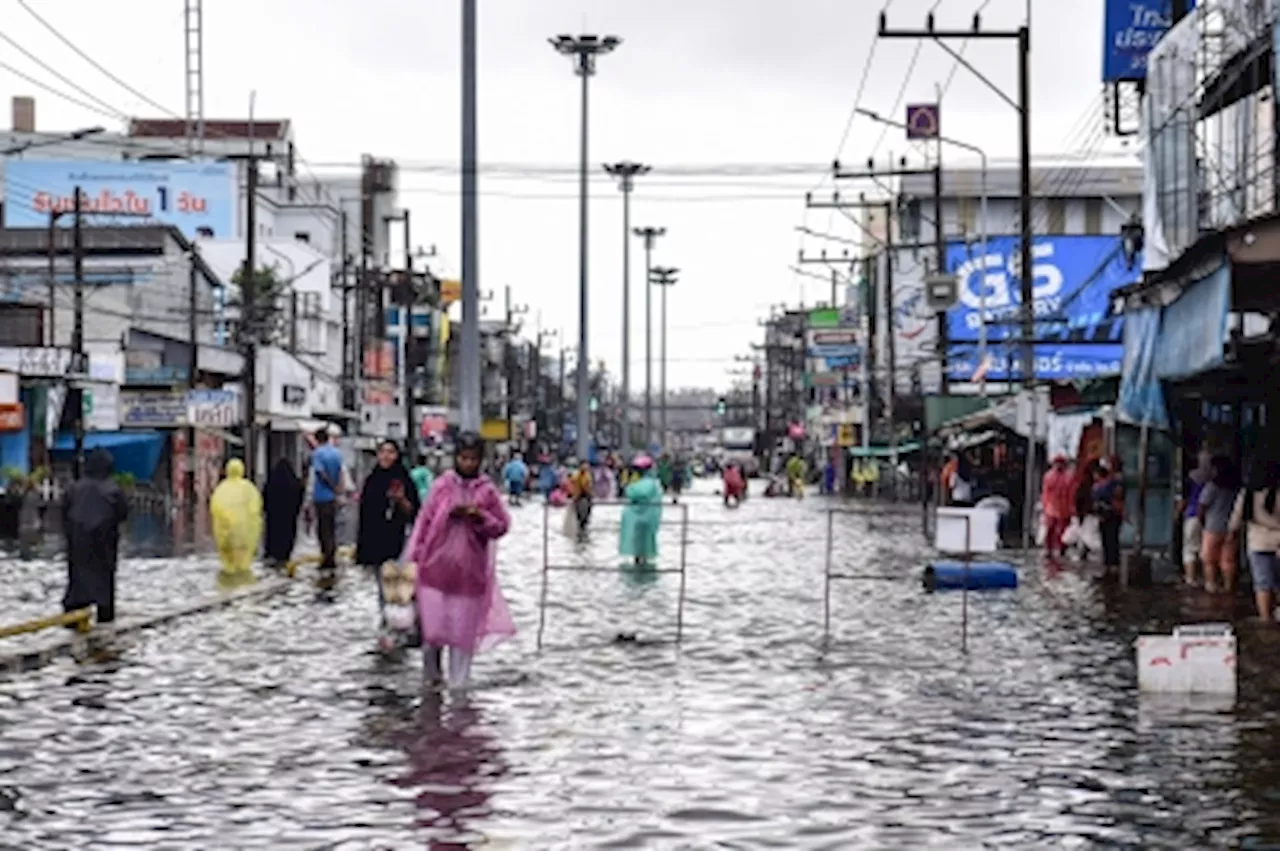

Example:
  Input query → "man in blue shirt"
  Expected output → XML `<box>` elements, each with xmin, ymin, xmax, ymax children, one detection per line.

<box><xmin>311</xmin><ymin>426</ymin><xmax>344</xmax><ymax>573</ymax></box>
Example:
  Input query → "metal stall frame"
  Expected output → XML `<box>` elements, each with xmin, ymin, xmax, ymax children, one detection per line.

<box><xmin>823</xmin><ymin>506</ymin><xmax>975</xmax><ymax>653</ymax></box>
<box><xmin>536</xmin><ymin>500</ymin><xmax>690</xmax><ymax>651</ymax></box>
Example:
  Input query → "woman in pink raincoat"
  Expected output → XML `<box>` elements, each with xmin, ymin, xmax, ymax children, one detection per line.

<box><xmin>402</xmin><ymin>431</ymin><xmax>515</xmax><ymax>688</ymax></box>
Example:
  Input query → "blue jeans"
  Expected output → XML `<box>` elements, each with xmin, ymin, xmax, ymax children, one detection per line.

<box><xmin>1248</xmin><ymin>551</ymin><xmax>1280</xmax><ymax>592</ymax></box>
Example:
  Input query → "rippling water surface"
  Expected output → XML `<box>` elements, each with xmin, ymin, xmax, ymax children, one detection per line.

<box><xmin>4</xmin><ymin>481</ymin><xmax>1280</xmax><ymax>849</ymax></box>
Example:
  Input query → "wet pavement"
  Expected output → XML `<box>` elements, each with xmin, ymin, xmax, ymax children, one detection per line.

<box><xmin>3</xmin><ymin>481</ymin><xmax>1280</xmax><ymax>847</ymax></box>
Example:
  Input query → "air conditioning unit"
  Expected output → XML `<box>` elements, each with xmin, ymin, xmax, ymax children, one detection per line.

<box><xmin>924</xmin><ymin>274</ymin><xmax>958</xmax><ymax>311</ymax></box>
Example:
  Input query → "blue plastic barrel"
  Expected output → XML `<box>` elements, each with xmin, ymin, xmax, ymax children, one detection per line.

<box><xmin>922</xmin><ymin>560</ymin><xmax>1018</xmax><ymax>592</ymax></box>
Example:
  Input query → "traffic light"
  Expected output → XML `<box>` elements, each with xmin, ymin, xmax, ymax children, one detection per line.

<box><xmin>716</xmin><ymin>397</ymin><xmax>727</xmax><ymax>416</ymax></box>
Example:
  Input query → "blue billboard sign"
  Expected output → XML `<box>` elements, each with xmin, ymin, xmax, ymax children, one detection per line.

<box><xmin>1102</xmin><ymin>0</ymin><xmax>1194</xmax><ymax>82</ymax></box>
<box><xmin>945</xmin><ymin>235</ymin><xmax>1140</xmax><ymax>383</ymax></box>
<box><xmin>3</xmin><ymin>160</ymin><xmax>236</xmax><ymax>238</ymax></box>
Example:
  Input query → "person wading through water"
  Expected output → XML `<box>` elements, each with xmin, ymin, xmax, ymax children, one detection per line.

<box><xmin>310</xmin><ymin>427</ymin><xmax>345</xmax><ymax>585</ymax></box>
<box><xmin>63</xmin><ymin>448</ymin><xmax>128</xmax><ymax>626</ymax></box>
<box><xmin>263</xmin><ymin>458</ymin><xmax>304</xmax><ymax>568</ymax></box>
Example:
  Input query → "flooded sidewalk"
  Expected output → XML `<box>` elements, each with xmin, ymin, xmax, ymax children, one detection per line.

<box><xmin>2</xmin><ymin>483</ymin><xmax>1280</xmax><ymax>846</ymax></box>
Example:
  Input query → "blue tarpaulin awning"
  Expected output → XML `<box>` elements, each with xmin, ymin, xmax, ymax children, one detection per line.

<box><xmin>51</xmin><ymin>431</ymin><xmax>166</xmax><ymax>481</ymax></box>
<box><xmin>848</xmin><ymin>442</ymin><xmax>921</xmax><ymax>458</ymax></box>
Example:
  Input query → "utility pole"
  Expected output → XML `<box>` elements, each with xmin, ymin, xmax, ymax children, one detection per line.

<box><xmin>807</xmin><ymin>193</ymin><xmax>898</xmax><ymax>496</ymax></box>
<box><xmin>880</xmin><ymin>8</ymin><xmax>1034</xmax><ymax>532</ymax></box>
<box><xmin>187</xmin><ymin>244</ymin><xmax>199</xmax><ymax>540</ymax></box>
<box><xmin>551</xmin><ymin>34</ymin><xmax>620</xmax><ymax>460</ymax></box>
<box><xmin>558</xmin><ymin>345</ymin><xmax>568</xmax><ymax>446</ymax></box>
<box><xmin>401</xmin><ymin>211</ymin><xmax>416</xmax><ymax>465</ymax></box>
<box><xmin>46</xmin><ymin>211</ymin><xmax>62</xmax><ymax>346</ymax></box>
<box><xmin>339</xmin><ymin>208</ymin><xmax>353</xmax><ymax>412</ymax></box>
<box><xmin>70</xmin><ymin>187</ymin><xmax>85</xmax><ymax>478</ymax></box>
<box><xmin>605</xmin><ymin>161</ymin><xmax>650</xmax><ymax>455</ymax></box>
<box><xmin>241</xmin><ymin>157</ymin><xmax>259</xmax><ymax>479</ymax></box>
<box><xmin>933</xmin><ymin>159</ymin><xmax>948</xmax><ymax>394</ymax></box>
<box><xmin>633</xmin><ymin>225</ymin><xmax>665</xmax><ymax>448</ymax></box>
<box><xmin>460</xmin><ymin>0</ymin><xmax>482</xmax><ymax>435</ymax></box>
<box><xmin>502</xmin><ymin>285</ymin><xmax>529</xmax><ymax>448</ymax></box>
<box><xmin>650</xmin><ymin>266</ymin><xmax>678</xmax><ymax>448</ymax></box>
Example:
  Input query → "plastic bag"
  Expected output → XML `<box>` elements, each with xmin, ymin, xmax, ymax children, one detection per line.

<box><xmin>1079</xmin><ymin>515</ymin><xmax>1103</xmax><ymax>554</ymax></box>
<box><xmin>420</xmin><ymin>520</ymin><xmax>488</xmax><ymax>597</ymax></box>
<box><xmin>1061</xmin><ymin>517</ymin><xmax>1082</xmax><ymax>547</ymax></box>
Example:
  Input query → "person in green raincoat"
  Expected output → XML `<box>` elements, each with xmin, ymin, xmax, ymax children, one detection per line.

<box><xmin>619</xmin><ymin>454</ymin><xmax>663</xmax><ymax>566</ymax></box>
<box><xmin>409</xmin><ymin>464</ymin><xmax>434</xmax><ymax>503</ymax></box>
<box><xmin>657</xmin><ymin>455</ymin><xmax>673</xmax><ymax>493</ymax></box>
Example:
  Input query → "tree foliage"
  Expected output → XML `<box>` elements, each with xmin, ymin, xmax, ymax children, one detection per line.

<box><xmin>229</xmin><ymin>263</ymin><xmax>289</xmax><ymax>345</ymax></box>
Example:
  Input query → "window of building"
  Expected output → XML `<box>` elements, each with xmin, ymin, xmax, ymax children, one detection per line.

<box><xmin>1047</xmin><ymin>198</ymin><xmax>1067</xmax><ymax>234</ymax></box>
<box><xmin>1084</xmin><ymin>198</ymin><xmax>1103</xmax><ymax>234</ymax></box>
<box><xmin>957</xmin><ymin>196</ymin><xmax>976</xmax><ymax>235</ymax></box>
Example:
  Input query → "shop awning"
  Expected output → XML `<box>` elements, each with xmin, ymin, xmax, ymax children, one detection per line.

<box><xmin>848</xmin><ymin>442</ymin><xmax>921</xmax><ymax>458</ymax></box>
<box><xmin>51</xmin><ymin>430</ymin><xmax>166</xmax><ymax>480</ymax></box>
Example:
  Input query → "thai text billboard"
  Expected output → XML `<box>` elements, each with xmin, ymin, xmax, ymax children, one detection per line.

<box><xmin>3</xmin><ymin>160</ymin><xmax>236</xmax><ymax>238</ymax></box>
<box><xmin>945</xmin><ymin>235</ymin><xmax>1140</xmax><ymax>383</ymax></box>
<box><xmin>1102</xmin><ymin>0</ymin><xmax>1195</xmax><ymax>82</ymax></box>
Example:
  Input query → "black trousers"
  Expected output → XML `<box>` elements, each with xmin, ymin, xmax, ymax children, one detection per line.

<box><xmin>1101</xmin><ymin>514</ymin><xmax>1122</xmax><ymax>568</ymax></box>
<box><xmin>316</xmin><ymin>501</ymin><xmax>338</xmax><ymax>571</ymax></box>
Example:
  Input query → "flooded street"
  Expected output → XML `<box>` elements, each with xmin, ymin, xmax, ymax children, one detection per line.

<box><xmin>4</xmin><ymin>481</ymin><xmax>1280</xmax><ymax>848</ymax></box>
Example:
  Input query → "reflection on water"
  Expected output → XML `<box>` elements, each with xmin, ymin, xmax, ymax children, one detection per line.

<box><xmin>389</xmin><ymin>692</ymin><xmax>506</xmax><ymax>845</ymax></box>
<box><xmin>4</xmin><ymin>483</ymin><xmax>1280</xmax><ymax>846</ymax></box>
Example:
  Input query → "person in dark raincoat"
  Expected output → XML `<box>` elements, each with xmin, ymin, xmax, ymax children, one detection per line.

<box><xmin>355</xmin><ymin>439</ymin><xmax>421</xmax><ymax>568</ymax></box>
<box><xmin>63</xmin><ymin>448</ymin><xmax>128</xmax><ymax>624</ymax></box>
<box><xmin>263</xmin><ymin>458</ymin><xmax>304</xmax><ymax>566</ymax></box>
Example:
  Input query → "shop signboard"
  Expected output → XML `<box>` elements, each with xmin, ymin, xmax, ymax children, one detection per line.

<box><xmin>3</xmin><ymin>160</ymin><xmax>236</xmax><ymax>238</ymax></box>
<box><xmin>945</xmin><ymin>235</ymin><xmax>1137</xmax><ymax>383</ymax></box>
<box><xmin>0</xmin><ymin>402</ymin><xmax>24</xmax><ymax>432</ymax></box>
<box><xmin>119</xmin><ymin>390</ymin><xmax>188</xmax><ymax>427</ymax></box>
<box><xmin>1102</xmin><ymin>0</ymin><xmax>1195</xmax><ymax>82</ymax></box>
<box><xmin>187</xmin><ymin>389</ymin><xmax>240</xmax><ymax>427</ymax></box>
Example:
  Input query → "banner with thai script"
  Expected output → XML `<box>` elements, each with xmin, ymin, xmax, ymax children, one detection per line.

<box><xmin>3</xmin><ymin>160</ymin><xmax>235</xmax><ymax>238</ymax></box>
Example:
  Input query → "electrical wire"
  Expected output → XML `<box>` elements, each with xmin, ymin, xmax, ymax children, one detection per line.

<box><xmin>0</xmin><ymin>29</ymin><xmax>127</xmax><ymax>119</ymax></box>
<box><xmin>14</xmin><ymin>0</ymin><xmax>177</xmax><ymax>117</ymax></box>
<box><xmin>0</xmin><ymin>58</ymin><xmax>122</xmax><ymax>121</ymax></box>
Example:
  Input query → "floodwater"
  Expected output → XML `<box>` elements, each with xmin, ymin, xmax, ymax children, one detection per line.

<box><xmin>3</xmin><ymin>481</ymin><xmax>1280</xmax><ymax>848</ymax></box>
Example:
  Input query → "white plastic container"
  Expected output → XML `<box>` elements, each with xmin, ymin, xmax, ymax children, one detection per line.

<box><xmin>934</xmin><ymin>507</ymin><xmax>1001</xmax><ymax>554</ymax></box>
<box><xmin>1136</xmin><ymin>623</ymin><xmax>1236</xmax><ymax>696</ymax></box>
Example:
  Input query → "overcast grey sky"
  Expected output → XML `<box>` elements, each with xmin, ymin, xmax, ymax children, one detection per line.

<box><xmin>0</xmin><ymin>0</ymin><xmax>1131</xmax><ymax>388</ymax></box>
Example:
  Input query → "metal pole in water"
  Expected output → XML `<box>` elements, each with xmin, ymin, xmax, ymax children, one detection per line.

<box><xmin>676</xmin><ymin>503</ymin><xmax>689</xmax><ymax>643</ymax></box>
<box><xmin>824</xmin><ymin>508</ymin><xmax>834</xmax><ymax>642</ymax></box>
<box><xmin>961</xmin><ymin>516</ymin><xmax>971</xmax><ymax>654</ymax></box>
<box><xmin>537</xmin><ymin>501</ymin><xmax>551</xmax><ymax>650</ymax></box>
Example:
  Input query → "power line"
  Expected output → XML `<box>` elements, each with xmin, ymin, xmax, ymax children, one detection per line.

<box><xmin>0</xmin><ymin>59</ymin><xmax>122</xmax><ymax>121</ymax></box>
<box><xmin>0</xmin><ymin>29</ymin><xmax>126</xmax><ymax>118</ymax></box>
<box><xmin>14</xmin><ymin>0</ymin><xmax>176</xmax><ymax>117</ymax></box>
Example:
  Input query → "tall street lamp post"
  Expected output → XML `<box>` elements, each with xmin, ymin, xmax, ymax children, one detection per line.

<box><xmin>604</xmin><ymin>162</ymin><xmax>649</xmax><ymax>455</ymax></box>
<box><xmin>550</xmin><ymin>33</ymin><xmax>621</xmax><ymax>460</ymax></box>
<box><xmin>650</xmin><ymin>266</ymin><xmax>678</xmax><ymax>448</ymax></box>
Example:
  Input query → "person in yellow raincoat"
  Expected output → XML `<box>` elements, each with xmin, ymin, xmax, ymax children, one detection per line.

<box><xmin>785</xmin><ymin>454</ymin><xmax>807</xmax><ymax>498</ymax></box>
<box><xmin>211</xmin><ymin>458</ymin><xmax>263</xmax><ymax>587</ymax></box>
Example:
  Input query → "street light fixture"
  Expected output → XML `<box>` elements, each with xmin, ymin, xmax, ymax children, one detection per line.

<box><xmin>855</xmin><ymin>106</ymin><xmax>990</xmax><ymax>399</ymax></box>
<box><xmin>551</xmin><ymin>33</ymin><xmax>621</xmax><ymax>460</ymax></box>
<box><xmin>604</xmin><ymin>161</ymin><xmax>650</xmax><ymax>455</ymax></box>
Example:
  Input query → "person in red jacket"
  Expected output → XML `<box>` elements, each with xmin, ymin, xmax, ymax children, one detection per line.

<box><xmin>1040</xmin><ymin>455</ymin><xmax>1075</xmax><ymax>557</ymax></box>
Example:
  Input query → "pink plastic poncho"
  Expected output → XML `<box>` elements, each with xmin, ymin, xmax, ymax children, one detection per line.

<box><xmin>401</xmin><ymin>471</ymin><xmax>516</xmax><ymax>653</ymax></box>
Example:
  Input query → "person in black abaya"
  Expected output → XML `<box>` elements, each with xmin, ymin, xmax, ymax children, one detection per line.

<box><xmin>63</xmin><ymin>448</ymin><xmax>129</xmax><ymax>624</ymax></box>
<box><xmin>355</xmin><ymin>439</ymin><xmax>420</xmax><ymax>568</ymax></box>
<box><xmin>263</xmin><ymin>458</ymin><xmax>304</xmax><ymax>566</ymax></box>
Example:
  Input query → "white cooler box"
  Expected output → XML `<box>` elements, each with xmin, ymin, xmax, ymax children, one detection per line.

<box><xmin>1136</xmin><ymin>623</ymin><xmax>1236</xmax><ymax>696</ymax></box>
